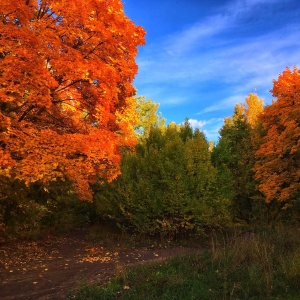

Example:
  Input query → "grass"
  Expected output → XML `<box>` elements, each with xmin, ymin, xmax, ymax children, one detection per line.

<box><xmin>69</xmin><ymin>225</ymin><xmax>300</xmax><ymax>300</ymax></box>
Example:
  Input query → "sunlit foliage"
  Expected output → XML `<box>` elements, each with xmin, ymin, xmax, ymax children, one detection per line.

<box><xmin>0</xmin><ymin>0</ymin><xmax>145</xmax><ymax>200</ymax></box>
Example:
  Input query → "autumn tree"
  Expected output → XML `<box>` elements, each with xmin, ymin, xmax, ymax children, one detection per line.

<box><xmin>0</xmin><ymin>0</ymin><xmax>145</xmax><ymax>200</ymax></box>
<box><xmin>254</xmin><ymin>67</ymin><xmax>300</xmax><ymax>217</ymax></box>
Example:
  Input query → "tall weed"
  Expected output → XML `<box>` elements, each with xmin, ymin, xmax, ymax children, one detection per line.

<box><xmin>210</xmin><ymin>226</ymin><xmax>300</xmax><ymax>299</ymax></box>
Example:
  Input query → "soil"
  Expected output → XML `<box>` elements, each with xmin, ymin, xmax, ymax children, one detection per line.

<box><xmin>0</xmin><ymin>230</ymin><xmax>203</xmax><ymax>299</ymax></box>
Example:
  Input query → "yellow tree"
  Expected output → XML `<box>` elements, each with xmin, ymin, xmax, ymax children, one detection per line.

<box><xmin>0</xmin><ymin>0</ymin><xmax>145</xmax><ymax>200</ymax></box>
<box><xmin>135</xmin><ymin>96</ymin><xmax>165</xmax><ymax>142</ymax></box>
<box><xmin>254</xmin><ymin>67</ymin><xmax>300</xmax><ymax>206</ymax></box>
<box><xmin>245</xmin><ymin>93</ymin><xmax>264</xmax><ymax>128</ymax></box>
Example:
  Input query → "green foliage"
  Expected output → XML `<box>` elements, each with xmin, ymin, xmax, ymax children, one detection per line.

<box><xmin>212</xmin><ymin>91</ymin><xmax>299</xmax><ymax>225</ymax></box>
<box><xmin>0</xmin><ymin>178</ymin><xmax>50</xmax><ymax>240</ymax></box>
<box><xmin>0</xmin><ymin>178</ymin><xmax>94</xmax><ymax>240</ymax></box>
<box><xmin>94</xmin><ymin>121</ymin><xmax>230</xmax><ymax>236</ymax></box>
<box><xmin>212</xmin><ymin>104</ymin><xmax>260</xmax><ymax>223</ymax></box>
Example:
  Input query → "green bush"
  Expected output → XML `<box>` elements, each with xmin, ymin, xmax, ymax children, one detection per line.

<box><xmin>0</xmin><ymin>178</ymin><xmax>94</xmax><ymax>240</ymax></box>
<box><xmin>93</xmin><ymin>123</ymin><xmax>231</xmax><ymax>237</ymax></box>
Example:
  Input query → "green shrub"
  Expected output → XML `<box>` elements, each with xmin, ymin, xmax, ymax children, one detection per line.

<box><xmin>0</xmin><ymin>179</ymin><xmax>94</xmax><ymax>240</ymax></box>
<box><xmin>93</xmin><ymin>123</ymin><xmax>231</xmax><ymax>237</ymax></box>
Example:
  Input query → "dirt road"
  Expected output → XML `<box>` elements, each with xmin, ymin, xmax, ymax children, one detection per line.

<box><xmin>0</xmin><ymin>231</ymin><xmax>202</xmax><ymax>299</ymax></box>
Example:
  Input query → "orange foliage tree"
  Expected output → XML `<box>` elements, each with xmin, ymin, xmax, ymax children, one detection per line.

<box><xmin>254</xmin><ymin>67</ymin><xmax>300</xmax><ymax>205</ymax></box>
<box><xmin>0</xmin><ymin>0</ymin><xmax>145</xmax><ymax>200</ymax></box>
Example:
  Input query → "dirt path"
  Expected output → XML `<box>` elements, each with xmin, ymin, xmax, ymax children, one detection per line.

<box><xmin>0</xmin><ymin>231</ymin><xmax>203</xmax><ymax>299</ymax></box>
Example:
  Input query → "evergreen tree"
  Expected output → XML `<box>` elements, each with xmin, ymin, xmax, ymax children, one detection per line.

<box><xmin>212</xmin><ymin>99</ymin><xmax>262</xmax><ymax>223</ymax></box>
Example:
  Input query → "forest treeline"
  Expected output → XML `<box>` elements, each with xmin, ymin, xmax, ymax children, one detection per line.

<box><xmin>0</xmin><ymin>1</ymin><xmax>299</xmax><ymax>240</ymax></box>
<box><xmin>1</xmin><ymin>67</ymin><xmax>300</xmax><ymax>240</ymax></box>
<box><xmin>95</xmin><ymin>69</ymin><xmax>300</xmax><ymax>236</ymax></box>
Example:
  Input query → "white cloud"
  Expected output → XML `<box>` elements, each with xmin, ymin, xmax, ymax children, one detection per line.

<box><xmin>187</xmin><ymin>119</ymin><xmax>206</xmax><ymax>128</ymax></box>
<box><xmin>182</xmin><ymin>118</ymin><xmax>224</xmax><ymax>142</ymax></box>
<box><xmin>202</xmin><ymin>118</ymin><xmax>225</xmax><ymax>142</ymax></box>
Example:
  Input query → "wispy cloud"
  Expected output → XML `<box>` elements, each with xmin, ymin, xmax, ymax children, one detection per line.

<box><xmin>134</xmin><ymin>0</ymin><xmax>300</xmax><ymax>141</ymax></box>
<box><xmin>196</xmin><ymin>96</ymin><xmax>245</xmax><ymax>115</ymax></box>
<box><xmin>137</xmin><ymin>28</ymin><xmax>300</xmax><ymax>86</ymax></box>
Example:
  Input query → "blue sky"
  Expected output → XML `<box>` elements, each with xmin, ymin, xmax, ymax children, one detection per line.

<box><xmin>123</xmin><ymin>0</ymin><xmax>300</xmax><ymax>141</ymax></box>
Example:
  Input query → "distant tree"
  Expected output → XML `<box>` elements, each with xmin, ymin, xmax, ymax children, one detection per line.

<box><xmin>245</xmin><ymin>93</ymin><xmax>264</xmax><ymax>128</ymax></box>
<box><xmin>135</xmin><ymin>96</ymin><xmax>165</xmax><ymax>142</ymax></box>
<box><xmin>212</xmin><ymin>96</ymin><xmax>264</xmax><ymax>222</ymax></box>
<box><xmin>180</xmin><ymin>118</ymin><xmax>194</xmax><ymax>142</ymax></box>
<box><xmin>208</xmin><ymin>140</ymin><xmax>214</xmax><ymax>152</ymax></box>
<box><xmin>185</xmin><ymin>128</ymin><xmax>213</xmax><ymax>200</ymax></box>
